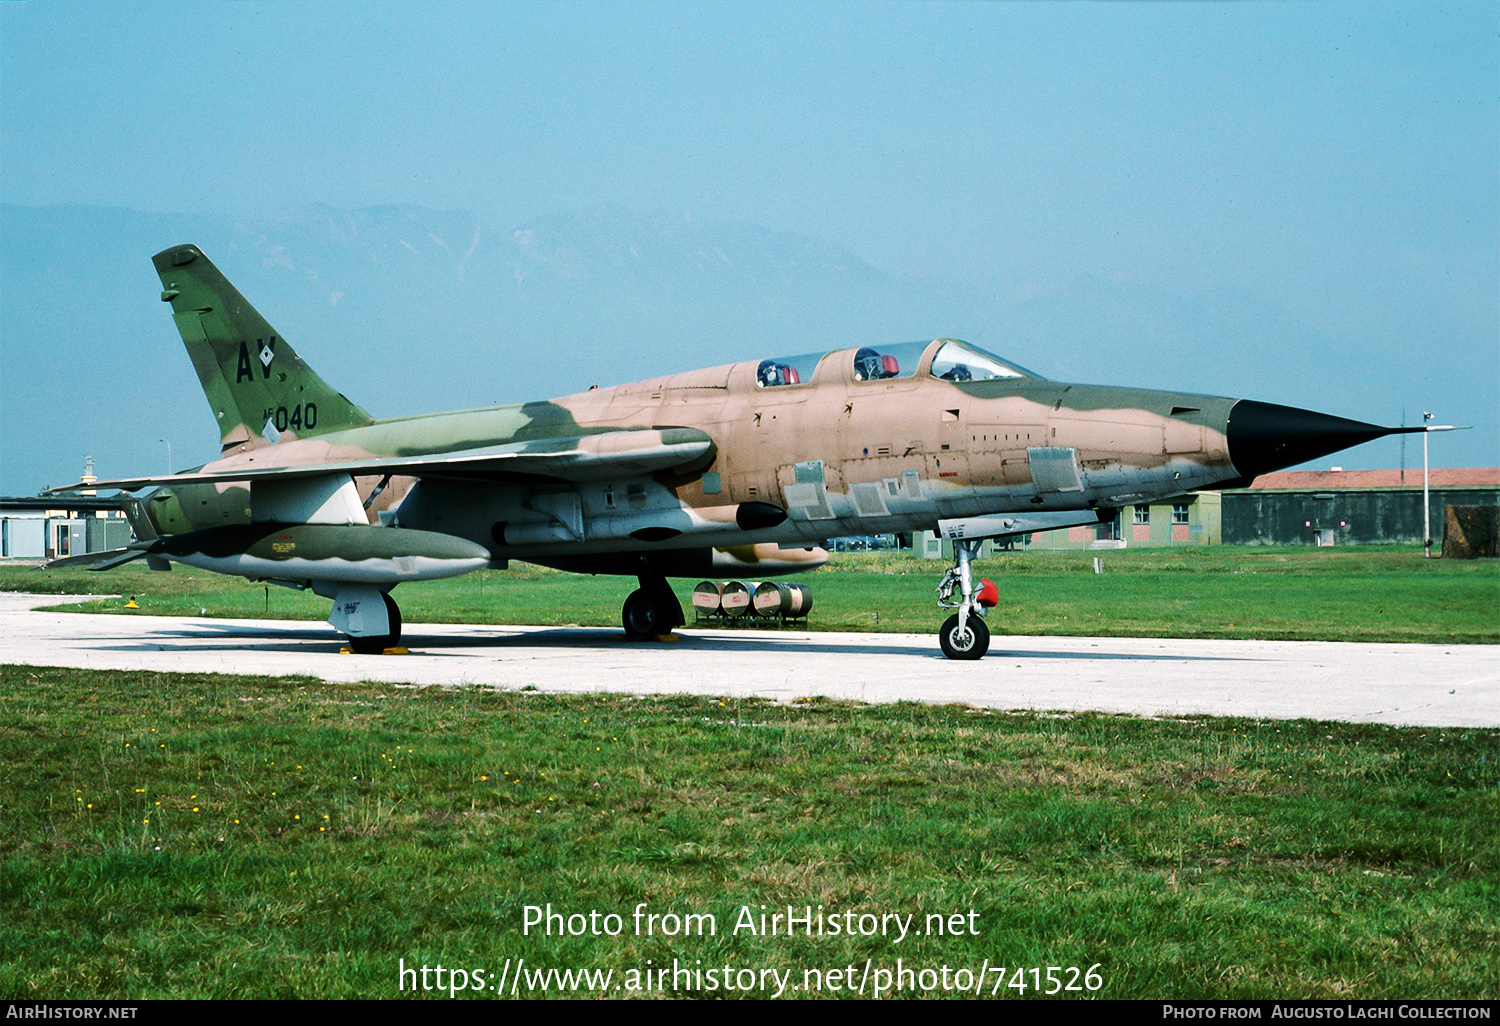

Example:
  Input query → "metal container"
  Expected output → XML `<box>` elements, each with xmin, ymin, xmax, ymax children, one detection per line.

<box><xmin>779</xmin><ymin>582</ymin><xmax>813</xmax><ymax>619</ymax></box>
<box><xmin>691</xmin><ymin>580</ymin><xmax>723</xmax><ymax>616</ymax></box>
<box><xmin>719</xmin><ymin>580</ymin><xmax>758</xmax><ymax>617</ymax></box>
<box><xmin>752</xmin><ymin>581</ymin><xmax>784</xmax><ymax>617</ymax></box>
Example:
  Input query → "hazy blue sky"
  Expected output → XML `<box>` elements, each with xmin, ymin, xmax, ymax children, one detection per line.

<box><xmin>3</xmin><ymin>1</ymin><xmax>1497</xmax><ymax>470</ymax></box>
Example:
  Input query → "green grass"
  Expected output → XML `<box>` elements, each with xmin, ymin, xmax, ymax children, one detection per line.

<box><xmin>1</xmin><ymin>665</ymin><xmax>1495</xmax><ymax>999</ymax></box>
<box><xmin>5</xmin><ymin>545</ymin><xmax>1496</xmax><ymax>644</ymax></box>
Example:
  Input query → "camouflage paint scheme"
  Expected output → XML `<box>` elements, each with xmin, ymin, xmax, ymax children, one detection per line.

<box><xmin>52</xmin><ymin>245</ymin><xmax>1414</xmax><ymax>657</ymax></box>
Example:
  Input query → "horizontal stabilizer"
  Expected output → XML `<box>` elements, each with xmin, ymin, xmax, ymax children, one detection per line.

<box><xmin>41</xmin><ymin>547</ymin><xmax>150</xmax><ymax>572</ymax></box>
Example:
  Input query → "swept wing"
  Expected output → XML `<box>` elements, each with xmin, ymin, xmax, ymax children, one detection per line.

<box><xmin>47</xmin><ymin>427</ymin><xmax>716</xmax><ymax>494</ymax></box>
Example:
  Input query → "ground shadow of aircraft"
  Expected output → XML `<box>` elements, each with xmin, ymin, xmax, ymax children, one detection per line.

<box><xmin>96</xmin><ymin>618</ymin><xmax>1254</xmax><ymax>666</ymax></box>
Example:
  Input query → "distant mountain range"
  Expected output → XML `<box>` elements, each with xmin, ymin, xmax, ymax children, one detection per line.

<box><xmin>0</xmin><ymin>202</ymin><xmax>1467</xmax><ymax>494</ymax></box>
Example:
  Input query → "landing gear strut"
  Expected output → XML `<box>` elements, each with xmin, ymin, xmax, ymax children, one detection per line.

<box><xmin>936</xmin><ymin>539</ymin><xmax>995</xmax><ymax>660</ymax></box>
<box><xmin>622</xmin><ymin>556</ymin><xmax>685</xmax><ymax>639</ymax></box>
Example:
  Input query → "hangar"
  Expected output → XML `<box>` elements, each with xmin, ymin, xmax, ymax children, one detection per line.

<box><xmin>1221</xmin><ymin>468</ymin><xmax>1499</xmax><ymax>547</ymax></box>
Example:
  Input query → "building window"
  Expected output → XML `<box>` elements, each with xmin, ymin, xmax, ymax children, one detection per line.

<box><xmin>1133</xmin><ymin>505</ymin><xmax>1150</xmax><ymax>525</ymax></box>
<box><xmin>1172</xmin><ymin>503</ymin><xmax>1190</xmax><ymax>525</ymax></box>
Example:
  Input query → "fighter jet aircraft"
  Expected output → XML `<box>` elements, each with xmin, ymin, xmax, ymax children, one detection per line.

<box><xmin>49</xmin><ymin>244</ymin><xmax>1430</xmax><ymax>658</ymax></box>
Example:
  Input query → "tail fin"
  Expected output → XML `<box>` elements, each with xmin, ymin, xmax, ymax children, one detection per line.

<box><xmin>153</xmin><ymin>244</ymin><xmax>374</xmax><ymax>448</ymax></box>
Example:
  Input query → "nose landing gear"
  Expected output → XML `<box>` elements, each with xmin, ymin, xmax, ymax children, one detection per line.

<box><xmin>936</xmin><ymin>539</ymin><xmax>997</xmax><ymax>660</ymax></box>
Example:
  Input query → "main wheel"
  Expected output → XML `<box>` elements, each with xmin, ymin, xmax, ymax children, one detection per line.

<box><xmin>348</xmin><ymin>593</ymin><xmax>402</xmax><ymax>654</ymax></box>
<box><xmin>939</xmin><ymin>613</ymin><xmax>989</xmax><ymax>660</ymax></box>
<box><xmin>622</xmin><ymin>588</ymin><xmax>666</xmax><ymax>639</ymax></box>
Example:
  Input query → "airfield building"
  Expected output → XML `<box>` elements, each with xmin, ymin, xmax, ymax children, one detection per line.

<box><xmin>1219</xmin><ymin>468</ymin><xmax>1499</xmax><ymax>546</ymax></box>
<box><xmin>0</xmin><ymin>498</ymin><xmax>130</xmax><ymax>559</ymax></box>
<box><xmin>913</xmin><ymin>467</ymin><xmax>1499</xmax><ymax>554</ymax></box>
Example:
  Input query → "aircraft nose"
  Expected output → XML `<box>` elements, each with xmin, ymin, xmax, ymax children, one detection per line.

<box><xmin>1226</xmin><ymin>399</ymin><xmax>1413</xmax><ymax>478</ymax></box>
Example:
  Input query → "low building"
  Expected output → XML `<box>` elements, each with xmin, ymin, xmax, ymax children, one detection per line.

<box><xmin>0</xmin><ymin>497</ymin><xmax>131</xmax><ymax>559</ymax></box>
<box><xmin>914</xmin><ymin>467</ymin><xmax>1499</xmax><ymax>555</ymax></box>
<box><xmin>1221</xmin><ymin>468</ymin><xmax>1500</xmax><ymax>546</ymax></box>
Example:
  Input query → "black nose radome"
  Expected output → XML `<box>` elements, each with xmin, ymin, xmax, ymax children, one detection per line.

<box><xmin>1226</xmin><ymin>399</ymin><xmax>1419</xmax><ymax>478</ymax></box>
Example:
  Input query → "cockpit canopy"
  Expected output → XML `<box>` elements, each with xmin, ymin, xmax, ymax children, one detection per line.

<box><xmin>755</xmin><ymin>359</ymin><xmax>802</xmax><ymax>388</ymax></box>
<box><xmin>928</xmin><ymin>340</ymin><xmax>1035</xmax><ymax>382</ymax></box>
<box><xmin>752</xmin><ymin>338</ymin><xmax>1040</xmax><ymax>388</ymax></box>
<box><xmin>853</xmin><ymin>347</ymin><xmax>900</xmax><ymax>381</ymax></box>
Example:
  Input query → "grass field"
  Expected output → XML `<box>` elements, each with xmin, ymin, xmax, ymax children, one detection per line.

<box><xmin>4</xmin><ymin>545</ymin><xmax>1496</xmax><ymax>644</ymax></box>
<box><xmin>4</xmin><ymin>547</ymin><xmax>1494</xmax><ymax>998</ymax></box>
<box><xmin>1</xmin><ymin>665</ymin><xmax>1496</xmax><ymax>1000</ymax></box>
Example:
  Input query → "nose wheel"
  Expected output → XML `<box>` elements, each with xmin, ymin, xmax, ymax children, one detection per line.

<box><xmin>939</xmin><ymin>612</ymin><xmax>989</xmax><ymax>660</ymax></box>
<box><xmin>935</xmin><ymin>539</ymin><xmax>996</xmax><ymax>660</ymax></box>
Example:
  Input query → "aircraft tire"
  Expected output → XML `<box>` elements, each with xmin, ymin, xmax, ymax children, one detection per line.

<box><xmin>939</xmin><ymin>613</ymin><xmax>989</xmax><ymax>660</ymax></box>
<box><xmin>348</xmin><ymin>593</ymin><xmax>402</xmax><ymax>654</ymax></box>
<box><xmin>622</xmin><ymin>588</ymin><xmax>666</xmax><ymax>639</ymax></box>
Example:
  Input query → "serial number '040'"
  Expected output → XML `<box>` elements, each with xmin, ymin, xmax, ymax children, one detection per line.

<box><xmin>263</xmin><ymin>403</ymin><xmax>318</xmax><ymax>432</ymax></box>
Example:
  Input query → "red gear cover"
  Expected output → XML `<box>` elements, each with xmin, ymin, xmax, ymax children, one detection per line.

<box><xmin>975</xmin><ymin>578</ymin><xmax>998</xmax><ymax>607</ymax></box>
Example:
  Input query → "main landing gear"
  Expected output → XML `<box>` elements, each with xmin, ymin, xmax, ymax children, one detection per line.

<box><xmin>622</xmin><ymin>556</ymin><xmax>686</xmax><ymax>639</ymax></box>
<box><xmin>346</xmin><ymin>592</ymin><xmax>402</xmax><ymax>654</ymax></box>
<box><xmin>936</xmin><ymin>539</ymin><xmax>998</xmax><ymax>660</ymax></box>
<box><xmin>324</xmin><ymin>583</ymin><xmax>403</xmax><ymax>654</ymax></box>
<box><xmin>349</xmin><ymin>593</ymin><xmax>402</xmax><ymax>653</ymax></box>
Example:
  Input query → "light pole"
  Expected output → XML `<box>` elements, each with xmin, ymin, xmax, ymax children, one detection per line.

<box><xmin>1418</xmin><ymin>415</ymin><xmax>1468</xmax><ymax>558</ymax></box>
<box><xmin>1422</xmin><ymin>413</ymin><xmax>1432</xmax><ymax>558</ymax></box>
<box><xmin>159</xmin><ymin>438</ymin><xmax>173</xmax><ymax>476</ymax></box>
